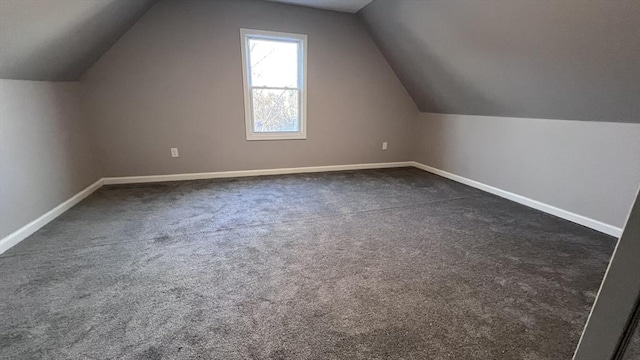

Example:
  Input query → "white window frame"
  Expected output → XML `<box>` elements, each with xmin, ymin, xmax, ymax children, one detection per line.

<box><xmin>240</xmin><ymin>28</ymin><xmax>307</xmax><ymax>141</ymax></box>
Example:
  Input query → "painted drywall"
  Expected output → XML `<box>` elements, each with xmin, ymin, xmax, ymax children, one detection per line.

<box><xmin>81</xmin><ymin>0</ymin><xmax>418</xmax><ymax>177</ymax></box>
<box><xmin>621</xmin><ymin>321</ymin><xmax>640</xmax><ymax>360</ymax></box>
<box><xmin>0</xmin><ymin>80</ymin><xmax>101</xmax><ymax>238</ymax></box>
<box><xmin>266</xmin><ymin>0</ymin><xmax>373</xmax><ymax>13</ymax></box>
<box><xmin>0</xmin><ymin>0</ymin><xmax>156</xmax><ymax>81</ymax></box>
<box><xmin>359</xmin><ymin>0</ymin><xmax>640</xmax><ymax>122</ymax></box>
<box><xmin>414</xmin><ymin>113</ymin><xmax>640</xmax><ymax>229</ymax></box>
<box><xmin>573</xmin><ymin>189</ymin><xmax>640</xmax><ymax>360</ymax></box>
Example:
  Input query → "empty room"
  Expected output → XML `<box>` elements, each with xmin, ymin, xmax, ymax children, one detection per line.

<box><xmin>1</xmin><ymin>0</ymin><xmax>639</xmax><ymax>359</ymax></box>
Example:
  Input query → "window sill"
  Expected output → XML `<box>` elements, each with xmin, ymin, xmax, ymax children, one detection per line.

<box><xmin>246</xmin><ymin>133</ymin><xmax>307</xmax><ymax>141</ymax></box>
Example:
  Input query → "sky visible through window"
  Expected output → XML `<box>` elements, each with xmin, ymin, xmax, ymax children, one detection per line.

<box><xmin>248</xmin><ymin>38</ymin><xmax>300</xmax><ymax>132</ymax></box>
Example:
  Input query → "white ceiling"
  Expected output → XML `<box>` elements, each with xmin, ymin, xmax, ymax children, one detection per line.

<box><xmin>266</xmin><ymin>0</ymin><xmax>373</xmax><ymax>13</ymax></box>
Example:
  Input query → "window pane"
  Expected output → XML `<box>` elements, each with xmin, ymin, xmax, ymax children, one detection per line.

<box><xmin>248</xmin><ymin>38</ymin><xmax>298</xmax><ymax>88</ymax></box>
<box><xmin>252</xmin><ymin>89</ymin><xmax>299</xmax><ymax>132</ymax></box>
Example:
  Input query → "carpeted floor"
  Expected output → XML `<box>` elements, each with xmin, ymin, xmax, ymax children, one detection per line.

<box><xmin>0</xmin><ymin>168</ymin><xmax>616</xmax><ymax>359</ymax></box>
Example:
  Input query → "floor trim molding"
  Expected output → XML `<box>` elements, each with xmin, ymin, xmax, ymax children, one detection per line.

<box><xmin>0</xmin><ymin>179</ymin><xmax>104</xmax><ymax>254</ymax></box>
<box><xmin>102</xmin><ymin>162</ymin><xmax>414</xmax><ymax>185</ymax></box>
<box><xmin>0</xmin><ymin>162</ymin><xmax>411</xmax><ymax>254</ymax></box>
<box><xmin>410</xmin><ymin>161</ymin><xmax>623</xmax><ymax>238</ymax></box>
<box><xmin>1</xmin><ymin>160</ymin><xmax>621</xmax><ymax>255</ymax></box>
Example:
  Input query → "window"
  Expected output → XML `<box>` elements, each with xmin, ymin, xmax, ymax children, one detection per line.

<box><xmin>240</xmin><ymin>29</ymin><xmax>307</xmax><ymax>140</ymax></box>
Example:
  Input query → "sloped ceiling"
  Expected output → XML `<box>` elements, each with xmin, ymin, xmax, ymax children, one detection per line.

<box><xmin>0</xmin><ymin>0</ymin><xmax>156</xmax><ymax>81</ymax></box>
<box><xmin>266</xmin><ymin>0</ymin><xmax>372</xmax><ymax>13</ymax></box>
<box><xmin>359</xmin><ymin>0</ymin><xmax>640</xmax><ymax>123</ymax></box>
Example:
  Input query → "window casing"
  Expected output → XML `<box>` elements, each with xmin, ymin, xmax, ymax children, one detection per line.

<box><xmin>240</xmin><ymin>29</ymin><xmax>307</xmax><ymax>140</ymax></box>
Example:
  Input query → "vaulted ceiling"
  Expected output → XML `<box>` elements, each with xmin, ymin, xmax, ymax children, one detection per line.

<box><xmin>359</xmin><ymin>0</ymin><xmax>640</xmax><ymax>122</ymax></box>
<box><xmin>1</xmin><ymin>0</ymin><xmax>638</xmax><ymax>123</ymax></box>
<box><xmin>267</xmin><ymin>0</ymin><xmax>372</xmax><ymax>13</ymax></box>
<box><xmin>0</xmin><ymin>0</ymin><xmax>156</xmax><ymax>81</ymax></box>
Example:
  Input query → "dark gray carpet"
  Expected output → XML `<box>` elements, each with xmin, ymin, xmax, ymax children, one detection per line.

<box><xmin>0</xmin><ymin>168</ymin><xmax>615</xmax><ymax>359</ymax></box>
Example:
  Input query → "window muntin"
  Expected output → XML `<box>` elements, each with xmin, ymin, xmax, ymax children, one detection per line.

<box><xmin>240</xmin><ymin>29</ymin><xmax>307</xmax><ymax>140</ymax></box>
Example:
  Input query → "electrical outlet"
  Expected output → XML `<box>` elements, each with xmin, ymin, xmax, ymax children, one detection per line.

<box><xmin>170</xmin><ymin>148</ymin><xmax>179</xmax><ymax>158</ymax></box>
<box><xmin>382</xmin><ymin>142</ymin><xmax>388</xmax><ymax>150</ymax></box>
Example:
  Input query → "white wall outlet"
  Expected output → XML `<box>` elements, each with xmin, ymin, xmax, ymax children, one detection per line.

<box><xmin>382</xmin><ymin>142</ymin><xmax>388</xmax><ymax>150</ymax></box>
<box><xmin>170</xmin><ymin>148</ymin><xmax>179</xmax><ymax>158</ymax></box>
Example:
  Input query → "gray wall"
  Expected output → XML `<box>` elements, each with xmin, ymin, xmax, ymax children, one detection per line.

<box><xmin>414</xmin><ymin>113</ymin><xmax>640</xmax><ymax>228</ymax></box>
<box><xmin>0</xmin><ymin>80</ymin><xmax>101</xmax><ymax>238</ymax></box>
<box><xmin>359</xmin><ymin>0</ymin><xmax>640</xmax><ymax>122</ymax></box>
<box><xmin>2</xmin><ymin>0</ymin><xmax>637</xmax><ymax>240</ymax></box>
<box><xmin>622</xmin><ymin>321</ymin><xmax>640</xmax><ymax>360</ymax></box>
<box><xmin>81</xmin><ymin>0</ymin><xmax>418</xmax><ymax>177</ymax></box>
<box><xmin>573</xmin><ymin>189</ymin><xmax>640</xmax><ymax>360</ymax></box>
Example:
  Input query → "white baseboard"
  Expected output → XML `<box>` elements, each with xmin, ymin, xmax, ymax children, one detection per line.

<box><xmin>1</xmin><ymin>160</ymin><xmax>620</xmax><ymax>255</ymax></box>
<box><xmin>0</xmin><ymin>162</ymin><xmax>411</xmax><ymax>254</ymax></box>
<box><xmin>0</xmin><ymin>179</ymin><xmax>104</xmax><ymax>254</ymax></box>
<box><xmin>410</xmin><ymin>161</ymin><xmax>623</xmax><ymax>238</ymax></box>
<box><xmin>102</xmin><ymin>162</ymin><xmax>413</xmax><ymax>185</ymax></box>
